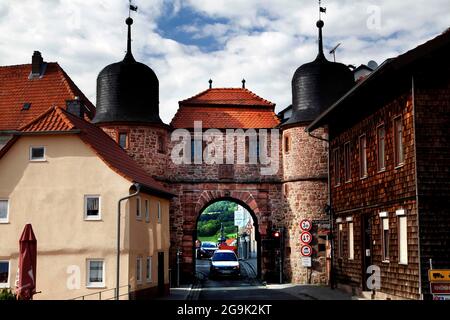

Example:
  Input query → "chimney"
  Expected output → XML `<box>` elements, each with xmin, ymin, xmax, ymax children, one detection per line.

<box><xmin>32</xmin><ymin>51</ymin><xmax>44</xmax><ymax>76</ymax></box>
<box><xmin>66</xmin><ymin>98</ymin><xmax>85</xmax><ymax>118</ymax></box>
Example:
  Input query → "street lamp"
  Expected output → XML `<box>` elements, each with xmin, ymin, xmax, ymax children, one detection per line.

<box><xmin>116</xmin><ymin>183</ymin><xmax>140</xmax><ymax>300</ymax></box>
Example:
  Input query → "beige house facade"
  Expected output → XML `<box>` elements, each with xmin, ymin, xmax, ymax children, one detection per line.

<box><xmin>0</xmin><ymin>107</ymin><xmax>173</xmax><ymax>300</ymax></box>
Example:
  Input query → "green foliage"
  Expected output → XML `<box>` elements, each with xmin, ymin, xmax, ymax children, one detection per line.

<box><xmin>197</xmin><ymin>201</ymin><xmax>239</xmax><ymax>238</ymax></box>
<box><xmin>198</xmin><ymin>220</ymin><xmax>221</xmax><ymax>237</ymax></box>
<box><xmin>224</xmin><ymin>225</ymin><xmax>237</xmax><ymax>234</ymax></box>
<box><xmin>0</xmin><ymin>288</ymin><xmax>16</xmax><ymax>300</ymax></box>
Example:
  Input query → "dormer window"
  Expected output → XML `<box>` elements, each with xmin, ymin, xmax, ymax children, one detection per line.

<box><xmin>22</xmin><ymin>103</ymin><xmax>31</xmax><ymax>111</ymax></box>
<box><xmin>29</xmin><ymin>146</ymin><xmax>46</xmax><ymax>162</ymax></box>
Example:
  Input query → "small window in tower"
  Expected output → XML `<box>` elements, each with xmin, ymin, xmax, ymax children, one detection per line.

<box><xmin>284</xmin><ymin>135</ymin><xmax>290</xmax><ymax>154</ymax></box>
<box><xmin>118</xmin><ymin>132</ymin><xmax>128</xmax><ymax>149</ymax></box>
<box><xmin>158</xmin><ymin>135</ymin><xmax>165</xmax><ymax>154</ymax></box>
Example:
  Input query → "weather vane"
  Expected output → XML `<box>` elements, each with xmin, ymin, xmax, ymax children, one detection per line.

<box><xmin>319</xmin><ymin>0</ymin><xmax>326</xmax><ymax>20</ymax></box>
<box><xmin>129</xmin><ymin>0</ymin><xmax>138</xmax><ymax>17</ymax></box>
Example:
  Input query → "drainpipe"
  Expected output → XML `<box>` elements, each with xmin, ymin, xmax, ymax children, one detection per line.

<box><xmin>411</xmin><ymin>75</ymin><xmax>423</xmax><ymax>299</ymax></box>
<box><xmin>307</xmin><ymin>129</ymin><xmax>335</xmax><ymax>289</ymax></box>
<box><xmin>116</xmin><ymin>183</ymin><xmax>141</xmax><ymax>300</ymax></box>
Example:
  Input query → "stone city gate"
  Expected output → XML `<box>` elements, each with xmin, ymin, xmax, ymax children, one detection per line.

<box><xmin>169</xmin><ymin>184</ymin><xmax>278</xmax><ymax>283</ymax></box>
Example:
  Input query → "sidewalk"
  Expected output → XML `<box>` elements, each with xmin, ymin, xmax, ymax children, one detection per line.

<box><xmin>156</xmin><ymin>284</ymin><xmax>193</xmax><ymax>300</ymax></box>
<box><xmin>265</xmin><ymin>283</ymin><xmax>357</xmax><ymax>300</ymax></box>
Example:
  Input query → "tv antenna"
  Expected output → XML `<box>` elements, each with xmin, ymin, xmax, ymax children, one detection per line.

<box><xmin>329</xmin><ymin>43</ymin><xmax>341</xmax><ymax>62</ymax></box>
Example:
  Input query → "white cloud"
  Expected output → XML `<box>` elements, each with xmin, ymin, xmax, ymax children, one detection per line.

<box><xmin>0</xmin><ymin>0</ymin><xmax>448</xmax><ymax>123</ymax></box>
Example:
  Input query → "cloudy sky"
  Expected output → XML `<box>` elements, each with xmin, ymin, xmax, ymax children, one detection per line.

<box><xmin>0</xmin><ymin>0</ymin><xmax>448</xmax><ymax>123</ymax></box>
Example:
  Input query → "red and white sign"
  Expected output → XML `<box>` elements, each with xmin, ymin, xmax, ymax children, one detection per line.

<box><xmin>301</xmin><ymin>244</ymin><xmax>312</xmax><ymax>257</ymax></box>
<box><xmin>300</xmin><ymin>231</ymin><xmax>312</xmax><ymax>244</ymax></box>
<box><xmin>300</xmin><ymin>219</ymin><xmax>312</xmax><ymax>231</ymax></box>
<box><xmin>431</xmin><ymin>282</ymin><xmax>450</xmax><ymax>294</ymax></box>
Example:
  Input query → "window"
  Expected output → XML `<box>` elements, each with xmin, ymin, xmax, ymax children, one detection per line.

<box><xmin>136</xmin><ymin>257</ymin><xmax>142</xmax><ymax>283</ymax></box>
<box><xmin>157</xmin><ymin>135</ymin><xmax>165</xmax><ymax>154</ymax></box>
<box><xmin>245</xmin><ymin>136</ymin><xmax>259</xmax><ymax>163</ymax></box>
<box><xmin>84</xmin><ymin>196</ymin><xmax>100</xmax><ymax>220</ymax></box>
<box><xmin>29</xmin><ymin>146</ymin><xmax>45</xmax><ymax>161</ymax></box>
<box><xmin>118</xmin><ymin>132</ymin><xmax>128</xmax><ymax>149</ymax></box>
<box><xmin>191</xmin><ymin>137</ymin><xmax>203</xmax><ymax>163</ymax></box>
<box><xmin>394</xmin><ymin>116</ymin><xmax>404</xmax><ymax>166</ymax></box>
<box><xmin>377</xmin><ymin>125</ymin><xmax>386</xmax><ymax>171</ymax></box>
<box><xmin>397</xmin><ymin>210</ymin><xmax>408</xmax><ymax>264</ymax></box>
<box><xmin>338</xmin><ymin>223</ymin><xmax>344</xmax><ymax>258</ymax></box>
<box><xmin>157</xmin><ymin>201</ymin><xmax>161</xmax><ymax>224</ymax></box>
<box><xmin>145</xmin><ymin>199</ymin><xmax>150</xmax><ymax>223</ymax></box>
<box><xmin>146</xmin><ymin>257</ymin><xmax>152</xmax><ymax>282</ymax></box>
<box><xmin>344</xmin><ymin>142</ymin><xmax>351</xmax><ymax>182</ymax></box>
<box><xmin>359</xmin><ymin>135</ymin><xmax>367</xmax><ymax>178</ymax></box>
<box><xmin>348</xmin><ymin>221</ymin><xmax>354</xmax><ymax>260</ymax></box>
<box><xmin>87</xmin><ymin>260</ymin><xmax>105</xmax><ymax>288</ymax></box>
<box><xmin>0</xmin><ymin>261</ymin><xmax>10</xmax><ymax>288</ymax></box>
<box><xmin>284</xmin><ymin>135</ymin><xmax>290</xmax><ymax>154</ymax></box>
<box><xmin>380</xmin><ymin>214</ymin><xmax>390</xmax><ymax>262</ymax></box>
<box><xmin>333</xmin><ymin>148</ymin><xmax>340</xmax><ymax>186</ymax></box>
<box><xmin>136</xmin><ymin>197</ymin><xmax>141</xmax><ymax>220</ymax></box>
<box><xmin>0</xmin><ymin>200</ymin><xmax>9</xmax><ymax>223</ymax></box>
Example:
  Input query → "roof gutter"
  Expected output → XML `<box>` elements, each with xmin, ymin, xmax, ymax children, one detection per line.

<box><xmin>0</xmin><ymin>130</ymin><xmax>81</xmax><ymax>136</ymax></box>
<box><xmin>137</xmin><ymin>182</ymin><xmax>176</xmax><ymax>199</ymax></box>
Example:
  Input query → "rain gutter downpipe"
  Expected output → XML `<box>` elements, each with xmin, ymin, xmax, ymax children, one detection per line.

<box><xmin>116</xmin><ymin>183</ymin><xmax>141</xmax><ymax>300</ymax></box>
<box><xmin>307</xmin><ymin>128</ymin><xmax>335</xmax><ymax>289</ymax></box>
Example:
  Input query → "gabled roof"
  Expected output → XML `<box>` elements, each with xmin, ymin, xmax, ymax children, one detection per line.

<box><xmin>11</xmin><ymin>107</ymin><xmax>173</xmax><ymax>198</ymax></box>
<box><xmin>307</xmin><ymin>28</ymin><xmax>450</xmax><ymax>132</ymax></box>
<box><xmin>0</xmin><ymin>62</ymin><xmax>95</xmax><ymax>131</ymax></box>
<box><xmin>171</xmin><ymin>88</ymin><xmax>280</xmax><ymax>129</ymax></box>
<box><xmin>179</xmin><ymin>88</ymin><xmax>275</xmax><ymax>107</ymax></box>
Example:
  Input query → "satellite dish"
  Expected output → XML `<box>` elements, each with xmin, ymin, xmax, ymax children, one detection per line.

<box><xmin>368</xmin><ymin>60</ymin><xmax>378</xmax><ymax>70</ymax></box>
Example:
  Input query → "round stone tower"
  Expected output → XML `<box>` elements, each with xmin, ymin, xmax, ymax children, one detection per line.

<box><xmin>93</xmin><ymin>17</ymin><xmax>170</xmax><ymax>179</ymax></box>
<box><xmin>281</xmin><ymin>18</ymin><xmax>354</xmax><ymax>284</ymax></box>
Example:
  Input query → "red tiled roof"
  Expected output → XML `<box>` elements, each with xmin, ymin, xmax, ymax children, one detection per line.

<box><xmin>180</xmin><ymin>88</ymin><xmax>275</xmax><ymax>107</ymax></box>
<box><xmin>17</xmin><ymin>107</ymin><xmax>173</xmax><ymax>197</ymax></box>
<box><xmin>171</xmin><ymin>88</ymin><xmax>280</xmax><ymax>129</ymax></box>
<box><xmin>0</xmin><ymin>62</ymin><xmax>95</xmax><ymax>131</ymax></box>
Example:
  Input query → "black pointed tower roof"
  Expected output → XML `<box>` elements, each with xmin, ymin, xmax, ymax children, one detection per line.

<box><xmin>284</xmin><ymin>18</ymin><xmax>354</xmax><ymax>127</ymax></box>
<box><xmin>93</xmin><ymin>17</ymin><xmax>162</xmax><ymax>125</ymax></box>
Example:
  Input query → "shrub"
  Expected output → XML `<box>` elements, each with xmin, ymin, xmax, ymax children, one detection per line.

<box><xmin>0</xmin><ymin>288</ymin><xmax>16</xmax><ymax>300</ymax></box>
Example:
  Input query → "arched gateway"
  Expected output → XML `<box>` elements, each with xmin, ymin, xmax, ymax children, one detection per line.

<box><xmin>191</xmin><ymin>191</ymin><xmax>264</xmax><ymax>279</ymax></box>
<box><xmin>96</xmin><ymin>16</ymin><xmax>337</xmax><ymax>286</ymax></box>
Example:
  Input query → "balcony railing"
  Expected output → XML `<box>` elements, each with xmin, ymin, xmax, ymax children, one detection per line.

<box><xmin>70</xmin><ymin>285</ymin><xmax>131</xmax><ymax>300</ymax></box>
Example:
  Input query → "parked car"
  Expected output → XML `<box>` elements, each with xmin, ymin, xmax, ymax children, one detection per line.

<box><xmin>198</xmin><ymin>241</ymin><xmax>218</xmax><ymax>259</ymax></box>
<box><xmin>209</xmin><ymin>250</ymin><xmax>240</xmax><ymax>278</ymax></box>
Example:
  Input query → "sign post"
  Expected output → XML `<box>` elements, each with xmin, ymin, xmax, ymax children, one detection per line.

<box><xmin>300</xmin><ymin>219</ymin><xmax>313</xmax><ymax>267</ymax></box>
<box><xmin>429</xmin><ymin>268</ymin><xmax>450</xmax><ymax>299</ymax></box>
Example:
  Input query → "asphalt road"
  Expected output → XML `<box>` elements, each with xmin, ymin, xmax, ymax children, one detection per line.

<box><xmin>195</xmin><ymin>259</ymin><xmax>301</xmax><ymax>300</ymax></box>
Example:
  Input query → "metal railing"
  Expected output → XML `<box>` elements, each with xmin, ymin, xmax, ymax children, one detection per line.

<box><xmin>70</xmin><ymin>285</ymin><xmax>131</xmax><ymax>300</ymax></box>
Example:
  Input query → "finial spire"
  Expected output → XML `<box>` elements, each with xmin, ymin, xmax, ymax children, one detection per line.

<box><xmin>242</xmin><ymin>79</ymin><xmax>246</xmax><ymax>89</ymax></box>
<box><xmin>124</xmin><ymin>1</ymin><xmax>138</xmax><ymax>62</ymax></box>
<box><xmin>209</xmin><ymin>79</ymin><xmax>213</xmax><ymax>89</ymax></box>
<box><xmin>316</xmin><ymin>0</ymin><xmax>326</xmax><ymax>59</ymax></box>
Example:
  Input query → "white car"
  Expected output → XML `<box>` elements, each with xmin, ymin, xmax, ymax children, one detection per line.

<box><xmin>209</xmin><ymin>250</ymin><xmax>240</xmax><ymax>278</ymax></box>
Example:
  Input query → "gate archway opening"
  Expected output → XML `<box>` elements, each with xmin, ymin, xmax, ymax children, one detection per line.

<box><xmin>193</xmin><ymin>198</ymin><xmax>261</xmax><ymax>281</ymax></box>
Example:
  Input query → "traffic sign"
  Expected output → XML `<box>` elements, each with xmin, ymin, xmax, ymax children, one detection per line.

<box><xmin>300</xmin><ymin>231</ymin><xmax>312</xmax><ymax>244</ymax></box>
<box><xmin>429</xmin><ymin>269</ymin><xmax>450</xmax><ymax>282</ymax></box>
<box><xmin>433</xmin><ymin>295</ymin><xmax>450</xmax><ymax>300</ymax></box>
<box><xmin>300</xmin><ymin>219</ymin><xmax>312</xmax><ymax>231</ymax></box>
<box><xmin>301</xmin><ymin>244</ymin><xmax>312</xmax><ymax>257</ymax></box>
<box><xmin>301</xmin><ymin>257</ymin><xmax>312</xmax><ymax>267</ymax></box>
<box><xmin>430</xmin><ymin>282</ymin><xmax>450</xmax><ymax>294</ymax></box>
